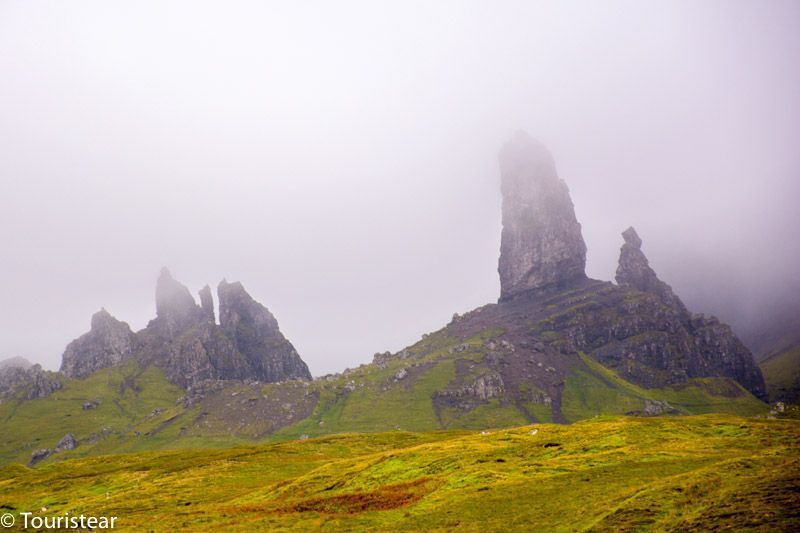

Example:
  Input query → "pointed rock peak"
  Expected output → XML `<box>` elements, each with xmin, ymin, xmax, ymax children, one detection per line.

<box><xmin>616</xmin><ymin>228</ymin><xmax>685</xmax><ymax>312</ymax></box>
<box><xmin>155</xmin><ymin>267</ymin><xmax>199</xmax><ymax>321</ymax></box>
<box><xmin>498</xmin><ymin>132</ymin><xmax>587</xmax><ymax>301</ymax></box>
<box><xmin>499</xmin><ymin>130</ymin><xmax>556</xmax><ymax>177</ymax></box>
<box><xmin>217</xmin><ymin>280</ymin><xmax>277</xmax><ymax>332</ymax></box>
<box><xmin>199</xmin><ymin>284</ymin><xmax>215</xmax><ymax>322</ymax></box>
<box><xmin>217</xmin><ymin>279</ymin><xmax>311</xmax><ymax>381</ymax></box>
<box><xmin>61</xmin><ymin>308</ymin><xmax>135</xmax><ymax>379</ymax></box>
<box><xmin>90</xmin><ymin>307</ymin><xmax>117</xmax><ymax>330</ymax></box>
<box><xmin>0</xmin><ymin>356</ymin><xmax>32</xmax><ymax>372</ymax></box>
<box><xmin>622</xmin><ymin>226</ymin><xmax>642</xmax><ymax>249</ymax></box>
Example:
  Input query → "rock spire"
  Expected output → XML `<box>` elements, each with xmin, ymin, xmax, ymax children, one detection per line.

<box><xmin>498</xmin><ymin>131</ymin><xmax>587</xmax><ymax>301</ymax></box>
<box><xmin>615</xmin><ymin>227</ymin><xmax>686</xmax><ymax>313</ymax></box>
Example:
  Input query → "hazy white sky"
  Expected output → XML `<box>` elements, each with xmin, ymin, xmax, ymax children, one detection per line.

<box><xmin>1</xmin><ymin>1</ymin><xmax>799</xmax><ymax>375</ymax></box>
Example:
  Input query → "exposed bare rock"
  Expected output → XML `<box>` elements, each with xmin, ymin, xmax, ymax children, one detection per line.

<box><xmin>58</xmin><ymin>270</ymin><xmax>313</xmax><ymax>389</ymax></box>
<box><xmin>498</xmin><ymin>131</ymin><xmax>587</xmax><ymax>301</ymax></box>
<box><xmin>433</xmin><ymin>372</ymin><xmax>505</xmax><ymax>411</ymax></box>
<box><xmin>29</xmin><ymin>448</ymin><xmax>51</xmax><ymax>466</ymax></box>
<box><xmin>199</xmin><ymin>284</ymin><xmax>215</xmax><ymax>323</ymax></box>
<box><xmin>0</xmin><ymin>363</ymin><xmax>62</xmax><ymax>400</ymax></box>
<box><xmin>218</xmin><ymin>280</ymin><xmax>311</xmax><ymax>382</ymax></box>
<box><xmin>55</xmin><ymin>433</ymin><xmax>77</xmax><ymax>452</ymax></box>
<box><xmin>0</xmin><ymin>356</ymin><xmax>32</xmax><ymax>372</ymax></box>
<box><xmin>60</xmin><ymin>308</ymin><xmax>136</xmax><ymax>378</ymax></box>
<box><xmin>615</xmin><ymin>227</ymin><xmax>686</xmax><ymax>313</ymax></box>
<box><xmin>151</xmin><ymin>267</ymin><xmax>205</xmax><ymax>335</ymax></box>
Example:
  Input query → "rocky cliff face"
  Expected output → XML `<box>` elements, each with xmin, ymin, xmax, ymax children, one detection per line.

<box><xmin>151</xmin><ymin>268</ymin><xmax>206</xmax><ymax>336</ymax></box>
<box><xmin>219</xmin><ymin>280</ymin><xmax>311</xmax><ymax>383</ymax></box>
<box><xmin>615</xmin><ymin>227</ymin><xmax>686</xmax><ymax>313</ymax></box>
<box><xmin>491</xmin><ymin>133</ymin><xmax>765</xmax><ymax>400</ymax></box>
<box><xmin>199</xmin><ymin>284</ymin><xmax>215</xmax><ymax>323</ymax></box>
<box><xmin>60</xmin><ymin>271</ymin><xmax>312</xmax><ymax>389</ymax></box>
<box><xmin>498</xmin><ymin>131</ymin><xmax>587</xmax><ymax>301</ymax></box>
<box><xmin>0</xmin><ymin>362</ymin><xmax>62</xmax><ymax>400</ymax></box>
<box><xmin>60</xmin><ymin>309</ymin><xmax>136</xmax><ymax>378</ymax></box>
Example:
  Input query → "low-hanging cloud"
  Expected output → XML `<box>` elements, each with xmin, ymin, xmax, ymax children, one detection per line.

<box><xmin>1</xmin><ymin>0</ymin><xmax>798</xmax><ymax>375</ymax></box>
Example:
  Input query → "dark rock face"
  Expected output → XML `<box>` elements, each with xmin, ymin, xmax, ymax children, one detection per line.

<box><xmin>218</xmin><ymin>280</ymin><xmax>312</xmax><ymax>383</ymax></box>
<box><xmin>433</xmin><ymin>371</ymin><xmax>506</xmax><ymax>411</ymax></box>
<box><xmin>0</xmin><ymin>363</ymin><xmax>62</xmax><ymax>400</ymax></box>
<box><xmin>498</xmin><ymin>131</ymin><xmax>587</xmax><ymax>301</ymax></box>
<box><xmin>533</xmin><ymin>281</ymin><xmax>767</xmax><ymax>400</ymax></box>
<box><xmin>60</xmin><ymin>309</ymin><xmax>136</xmax><ymax>378</ymax></box>
<box><xmin>615</xmin><ymin>227</ymin><xmax>686</xmax><ymax>313</ymax></box>
<box><xmin>199</xmin><ymin>284</ymin><xmax>215</xmax><ymax>323</ymax></box>
<box><xmin>29</xmin><ymin>448</ymin><xmax>51</xmax><ymax>466</ymax></box>
<box><xmin>55</xmin><ymin>433</ymin><xmax>77</xmax><ymax>452</ymax></box>
<box><xmin>488</xmin><ymin>140</ymin><xmax>765</xmax><ymax>403</ymax></box>
<box><xmin>28</xmin><ymin>433</ymin><xmax>78</xmax><ymax>465</ymax></box>
<box><xmin>59</xmin><ymin>270</ymin><xmax>312</xmax><ymax>389</ymax></box>
<box><xmin>152</xmin><ymin>268</ymin><xmax>205</xmax><ymax>335</ymax></box>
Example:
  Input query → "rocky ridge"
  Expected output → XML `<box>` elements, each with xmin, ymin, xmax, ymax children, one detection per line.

<box><xmin>0</xmin><ymin>358</ymin><xmax>62</xmax><ymax>400</ymax></box>
<box><xmin>60</xmin><ymin>269</ymin><xmax>311</xmax><ymax>389</ymax></box>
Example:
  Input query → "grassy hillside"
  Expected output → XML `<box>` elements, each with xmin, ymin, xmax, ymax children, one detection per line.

<box><xmin>0</xmin><ymin>363</ymin><xmax>185</xmax><ymax>465</ymax></box>
<box><xmin>0</xmin><ymin>415</ymin><xmax>797</xmax><ymax>531</ymax></box>
<box><xmin>0</xmin><ymin>335</ymin><xmax>767</xmax><ymax>467</ymax></box>
<box><xmin>760</xmin><ymin>345</ymin><xmax>800</xmax><ymax>403</ymax></box>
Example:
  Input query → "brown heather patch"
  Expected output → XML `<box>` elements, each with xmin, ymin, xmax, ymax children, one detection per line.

<box><xmin>276</xmin><ymin>477</ymin><xmax>439</xmax><ymax>514</ymax></box>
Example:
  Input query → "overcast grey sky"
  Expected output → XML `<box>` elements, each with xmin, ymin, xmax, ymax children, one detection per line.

<box><xmin>1</xmin><ymin>1</ymin><xmax>798</xmax><ymax>375</ymax></box>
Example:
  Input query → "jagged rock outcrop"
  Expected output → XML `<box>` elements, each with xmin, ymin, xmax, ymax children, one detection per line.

<box><xmin>199</xmin><ymin>284</ymin><xmax>215</xmax><ymax>323</ymax></box>
<box><xmin>218</xmin><ymin>280</ymin><xmax>312</xmax><ymax>382</ymax></box>
<box><xmin>492</xmin><ymin>137</ymin><xmax>765</xmax><ymax>401</ymax></box>
<box><xmin>29</xmin><ymin>448</ymin><xmax>51</xmax><ymax>466</ymax></box>
<box><xmin>498</xmin><ymin>131</ymin><xmax>587</xmax><ymax>301</ymax></box>
<box><xmin>0</xmin><ymin>356</ymin><xmax>32</xmax><ymax>372</ymax></box>
<box><xmin>151</xmin><ymin>268</ymin><xmax>206</xmax><ymax>335</ymax></box>
<box><xmin>55</xmin><ymin>433</ymin><xmax>77</xmax><ymax>452</ymax></box>
<box><xmin>59</xmin><ymin>270</ymin><xmax>312</xmax><ymax>389</ymax></box>
<box><xmin>28</xmin><ymin>433</ymin><xmax>78</xmax><ymax>466</ymax></box>
<box><xmin>615</xmin><ymin>227</ymin><xmax>686</xmax><ymax>313</ymax></box>
<box><xmin>433</xmin><ymin>372</ymin><xmax>506</xmax><ymax>411</ymax></box>
<box><xmin>60</xmin><ymin>309</ymin><xmax>136</xmax><ymax>378</ymax></box>
<box><xmin>0</xmin><ymin>361</ymin><xmax>62</xmax><ymax>400</ymax></box>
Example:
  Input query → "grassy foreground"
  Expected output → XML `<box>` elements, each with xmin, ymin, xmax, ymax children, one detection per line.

<box><xmin>0</xmin><ymin>414</ymin><xmax>798</xmax><ymax>531</ymax></box>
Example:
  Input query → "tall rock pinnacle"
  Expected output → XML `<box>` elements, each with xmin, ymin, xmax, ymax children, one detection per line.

<box><xmin>615</xmin><ymin>227</ymin><xmax>686</xmax><ymax>312</ymax></box>
<box><xmin>154</xmin><ymin>267</ymin><xmax>203</xmax><ymax>334</ymax></box>
<box><xmin>199</xmin><ymin>284</ymin><xmax>215</xmax><ymax>323</ymax></box>
<box><xmin>498</xmin><ymin>132</ymin><xmax>587</xmax><ymax>301</ymax></box>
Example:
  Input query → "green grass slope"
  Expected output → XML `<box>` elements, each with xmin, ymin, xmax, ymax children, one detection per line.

<box><xmin>0</xmin><ymin>362</ymin><xmax>184</xmax><ymax>465</ymax></box>
<box><xmin>0</xmin><ymin>415</ymin><xmax>797</xmax><ymax>531</ymax></box>
<box><xmin>0</xmin><ymin>333</ymin><xmax>767</xmax><ymax>468</ymax></box>
<box><xmin>760</xmin><ymin>345</ymin><xmax>800</xmax><ymax>403</ymax></box>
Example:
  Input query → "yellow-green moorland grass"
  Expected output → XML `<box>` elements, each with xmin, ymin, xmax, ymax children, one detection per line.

<box><xmin>0</xmin><ymin>414</ymin><xmax>797</xmax><ymax>531</ymax></box>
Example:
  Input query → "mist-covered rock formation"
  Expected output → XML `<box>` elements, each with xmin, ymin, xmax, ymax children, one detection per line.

<box><xmin>199</xmin><ymin>284</ymin><xmax>215</xmax><ymax>323</ymax></box>
<box><xmin>219</xmin><ymin>280</ymin><xmax>311</xmax><ymax>383</ymax></box>
<box><xmin>498</xmin><ymin>131</ymin><xmax>587</xmax><ymax>301</ymax></box>
<box><xmin>151</xmin><ymin>268</ymin><xmax>207</xmax><ymax>336</ymax></box>
<box><xmin>492</xmin><ymin>133</ymin><xmax>765</xmax><ymax>401</ymax></box>
<box><xmin>0</xmin><ymin>358</ymin><xmax>62</xmax><ymax>400</ymax></box>
<box><xmin>60</xmin><ymin>309</ymin><xmax>136</xmax><ymax>378</ymax></box>
<box><xmin>59</xmin><ymin>270</ymin><xmax>311</xmax><ymax>388</ymax></box>
<box><xmin>615</xmin><ymin>226</ymin><xmax>686</xmax><ymax>313</ymax></box>
<box><xmin>0</xmin><ymin>356</ymin><xmax>32</xmax><ymax>372</ymax></box>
